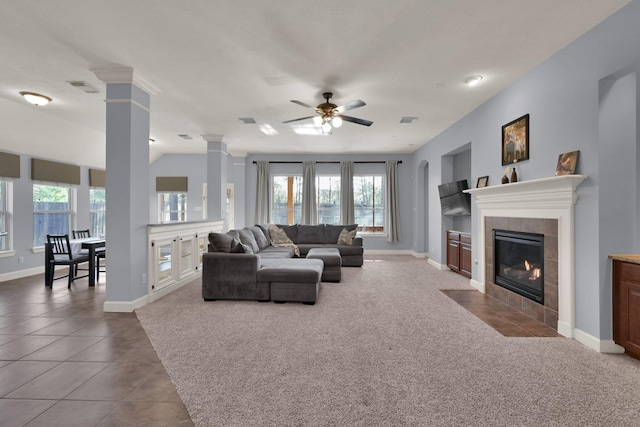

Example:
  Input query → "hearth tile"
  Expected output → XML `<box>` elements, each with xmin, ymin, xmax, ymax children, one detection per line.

<box><xmin>508</xmin><ymin>217</ymin><xmax>523</xmax><ymax>231</ymax></box>
<box><xmin>522</xmin><ymin>299</ymin><xmax>545</xmax><ymax>322</ymax></box>
<box><xmin>485</xmin><ymin>246</ymin><xmax>493</xmax><ymax>266</ymax></box>
<box><xmin>545</xmin><ymin>260</ymin><xmax>558</xmax><ymax>286</ymax></box>
<box><xmin>544</xmin><ymin>308</ymin><xmax>559</xmax><ymax>329</ymax></box>
<box><xmin>507</xmin><ymin>292</ymin><xmax>523</xmax><ymax>310</ymax></box>
<box><xmin>522</xmin><ymin>218</ymin><xmax>544</xmax><ymax>234</ymax></box>
<box><xmin>519</xmin><ymin>322</ymin><xmax>561</xmax><ymax>337</ymax></box>
<box><xmin>544</xmin><ymin>236</ymin><xmax>558</xmax><ymax>261</ymax></box>
<box><xmin>493</xmin><ymin>217</ymin><xmax>509</xmax><ymax>230</ymax></box>
<box><xmin>544</xmin><ymin>283</ymin><xmax>559</xmax><ymax>311</ymax></box>
<box><xmin>496</xmin><ymin>325</ymin><xmax>534</xmax><ymax>337</ymax></box>
<box><xmin>544</xmin><ymin>219</ymin><xmax>558</xmax><ymax>237</ymax></box>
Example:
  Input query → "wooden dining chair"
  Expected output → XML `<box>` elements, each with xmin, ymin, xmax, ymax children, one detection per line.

<box><xmin>46</xmin><ymin>234</ymin><xmax>91</xmax><ymax>288</ymax></box>
<box><xmin>73</xmin><ymin>229</ymin><xmax>106</xmax><ymax>281</ymax></box>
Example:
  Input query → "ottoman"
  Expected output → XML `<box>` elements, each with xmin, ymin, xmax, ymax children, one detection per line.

<box><xmin>307</xmin><ymin>248</ymin><xmax>342</xmax><ymax>282</ymax></box>
<box><xmin>257</xmin><ymin>258</ymin><xmax>324</xmax><ymax>304</ymax></box>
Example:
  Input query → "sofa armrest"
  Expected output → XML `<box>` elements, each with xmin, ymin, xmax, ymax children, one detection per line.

<box><xmin>202</xmin><ymin>252</ymin><xmax>261</xmax><ymax>300</ymax></box>
<box><xmin>352</xmin><ymin>237</ymin><xmax>363</xmax><ymax>247</ymax></box>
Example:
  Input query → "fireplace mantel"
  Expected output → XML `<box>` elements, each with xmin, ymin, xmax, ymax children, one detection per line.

<box><xmin>465</xmin><ymin>175</ymin><xmax>586</xmax><ymax>338</ymax></box>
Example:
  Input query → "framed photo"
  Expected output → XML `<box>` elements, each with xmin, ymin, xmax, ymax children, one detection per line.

<box><xmin>555</xmin><ymin>150</ymin><xmax>579</xmax><ymax>176</ymax></box>
<box><xmin>502</xmin><ymin>114</ymin><xmax>529</xmax><ymax>166</ymax></box>
<box><xmin>476</xmin><ymin>176</ymin><xmax>489</xmax><ymax>188</ymax></box>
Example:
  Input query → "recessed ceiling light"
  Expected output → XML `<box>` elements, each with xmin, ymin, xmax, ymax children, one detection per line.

<box><xmin>20</xmin><ymin>91</ymin><xmax>52</xmax><ymax>106</ymax></box>
<box><xmin>464</xmin><ymin>76</ymin><xmax>483</xmax><ymax>87</ymax></box>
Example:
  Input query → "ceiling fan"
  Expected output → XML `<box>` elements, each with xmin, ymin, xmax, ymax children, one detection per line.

<box><xmin>282</xmin><ymin>92</ymin><xmax>373</xmax><ymax>132</ymax></box>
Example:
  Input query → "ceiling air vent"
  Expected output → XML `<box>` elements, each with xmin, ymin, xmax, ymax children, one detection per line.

<box><xmin>178</xmin><ymin>134</ymin><xmax>193</xmax><ymax>140</ymax></box>
<box><xmin>66</xmin><ymin>81</ymin><xmax>100</xmax><ymax>93</ymax></box>
<box><xmin>400</xmin><ymin>117</ymin><xmax>418</xmax><ymax>124</ymax></box>
<box><xmin>239</xmin><ymin>117</ymin><xmax>256</xmax><ymax>124</ymax></box>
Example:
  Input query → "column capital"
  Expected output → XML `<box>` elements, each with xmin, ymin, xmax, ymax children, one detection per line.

<box><xmin>201</xmin><ymin>134</ymin><xmax>225</xmax><ymax>143</ymax></box>
<box><xmin>91</xmin><ymin>66</ymin><xmax>161</xmax><ymax>95</ymax></box>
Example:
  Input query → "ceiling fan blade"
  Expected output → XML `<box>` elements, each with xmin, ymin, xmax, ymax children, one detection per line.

<box><xmin>290</xmin><ymin>100</ymin><xmax>314</xmax><ymax>108</ymax></box>
<box><xmin>282</xmin><ymin>115</ymin><xmax>316</xmax><ymax>124</ymax></box>
<box><xmin>337</xmin><ymin>99</ymin><xmax>366</xmax><ymax>113</ymax></box>
<box><xmin>340</xmin><ymin>115</ymin><xmax>373</xmax><ymax>127</ymax></box>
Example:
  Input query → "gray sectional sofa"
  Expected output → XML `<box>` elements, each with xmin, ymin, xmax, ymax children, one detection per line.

<box><xmin>202</xmin><ymin>223</ymin><xmax>363</xmax><ymax>303</ymax></box>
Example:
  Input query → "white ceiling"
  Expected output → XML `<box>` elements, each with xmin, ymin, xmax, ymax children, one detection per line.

<box><xmin>0</xmin><ymin>0</ymin><xmax>630</xmax><ymax>168</ymax></box>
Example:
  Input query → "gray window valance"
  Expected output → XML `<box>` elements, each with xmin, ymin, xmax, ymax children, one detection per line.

<box><xmin>89</xmin><ymin>168</ymin><xmax>106</xmax><ymax>187</ymax></box>
<box><xmin>0</xmin><ymin>151</ymin><xmax>20</xmax><ymax>178</ymax></box>
<box><xmin>156</xmin><ymin>176</ymin><xmax>188</xmax><ymax>192</ymax></box>
<box><xmin>31</xmin><ymin>158</ymin><xmax>80</xmax><ymax>185</ymax></box>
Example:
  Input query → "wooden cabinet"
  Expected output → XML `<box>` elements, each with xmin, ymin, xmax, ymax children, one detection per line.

<box><xmin>447</xmin><ymin>230</ymin><xmax>472</xmax><ymax>279</ymax></box>
<box><xmin>612</xmin><ymin>259</ymin><xmax>640</xmax><ymax>360</ymax></box>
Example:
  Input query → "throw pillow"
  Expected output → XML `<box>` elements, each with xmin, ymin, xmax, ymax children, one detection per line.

<box><xmin>268</xmin><ymin>224</ymin><xmax>300</xmax><ymax>257</ymax></box>
<box><xmin>238</xmin><ymin>228</ymin><xmax>260</xmax><ymax>254</ymax></box>
<box><xmin>229</xmin><ymin>238</ymin><xmax>245</xmax><ymax>253</ymax></box>
<box><xmin>208</xmin><ymin>232</ymin><xmax>237</xmax><ymax>253</ymax></box>
<box><xmin>337</xmin><ymin>228</ymin><xmax>357</xmax><ymax>245</ymax></box>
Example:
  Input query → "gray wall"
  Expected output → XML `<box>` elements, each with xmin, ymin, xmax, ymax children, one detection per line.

<box><xmin>411</xmin><ymin>0</ymin><xmax>640</xmax><ymax>340</ymax></box>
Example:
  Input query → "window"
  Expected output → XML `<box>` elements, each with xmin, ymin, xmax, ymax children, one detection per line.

<box><xmin>160</xmin><ymin>193</ymin><xmax>187</xmax><ymax>222</ymax></box>
<box><xmin>0</xmin><ymin>181</ymin><xmax>9</xmax><ymax>251</ymax></box>
<box><xmin>272</xmin><ymin>176</ymin><xmax>302</xmax><ymax>225</ymax></box>
<box><xmin>90</xmin><ymin>188</ymin><xmax>106</xmax><ymax>237</ymax></box>
<box><xmin>33</xmin><ymin>184</ymin><xmax>73</xmax><ymax>246</ymax></box>
<box><xmin>316</xmin><ymin>175</ymin><xmax>340</xmax><ymax>225</ymax></box>
<box><xmin>354</xmin><ymin>175</ymin><xmax>384</xmax><ymax>232</ymax></box>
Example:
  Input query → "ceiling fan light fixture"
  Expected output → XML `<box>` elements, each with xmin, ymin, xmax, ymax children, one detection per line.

<box><xmin>313</xmin><ymin>116</ymin><xmax>323</xmax><ymax>126</ymax></box>
<box><xmin>322</xmin><ymin>122</ymin><xmax>332</xmax><ymax>133</ymax></box>
<box><xmin>332</xmin><ymin>116</ymin><xmax>343</xmax><ymax>128</ymax></box>
<box><xmin>464</xmin><ymin>75</ymin><xmax>483</xmax><ymax>87</ymax></box>
<box><xmin>20</xmin><ymin>91</ymin><xmax>52</xmax><ymax>106</ymax></box>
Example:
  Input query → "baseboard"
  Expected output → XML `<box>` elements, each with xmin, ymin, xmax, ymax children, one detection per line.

<box><xmin>427</xmin><ymin>258</ymin><xmax>449</xmax><ymax>270</ymax></box>
<box><xmin>103</xmin><ymin>294</ymin><xmax>149</xmax><ymax>313</ymax></box>
<box><xmin>0</xmin><ymin>266</ymin><xmax>45</xmax><ymax>283</ymax></box>
<box><xmin>470</xmin><ymin>279</ymin><xmax>484</xmax><ymax>293</ymax></box>
<box><xmin>573</xmin><ymin>328</ymin><xmax>626</xmax><ymax>354</ymax></box>
<box><xmin>364</xmin><ymin>249</ymin><xmax>427</xmax><ymax>258</ymax></box>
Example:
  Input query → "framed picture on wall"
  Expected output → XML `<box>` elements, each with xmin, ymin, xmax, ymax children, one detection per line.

<box><xmin>555</xmin><ymin>150</ymin><xmax>579</xmax><ymax>176</ymax></box>
<box><xmin>502</xmin><ymin>114</ymin><xmax>529</xmax><ymax>166</ymax></box>
<box><xmin>476</xmin><ymin>176</ymin><xmax>489</xmax><ymax>188</ymax></box>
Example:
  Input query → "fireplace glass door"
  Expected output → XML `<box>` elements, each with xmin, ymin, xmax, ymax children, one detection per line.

<box><xmin>494</xmin><ymin>230</ymin><xmax>544</xmax><ymax>303</ymax></box>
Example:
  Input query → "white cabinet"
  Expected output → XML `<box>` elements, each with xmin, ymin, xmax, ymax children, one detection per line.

<box><xmin>148</xmin><ymin>221</ymin><xmax>223</xmax><ymax>301</ymax></box>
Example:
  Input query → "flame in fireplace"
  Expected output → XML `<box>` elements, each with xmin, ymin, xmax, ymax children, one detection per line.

<box><xmin>524</xmin><ymin>260</ymin><xmax>541</xmax><ymax>281</ymax></box>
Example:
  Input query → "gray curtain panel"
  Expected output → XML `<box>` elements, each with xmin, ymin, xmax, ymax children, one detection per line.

<box><xmin>340</xmin><ymin>161</ymin><xmax>355</xmax><ymax>224</ymax></box>
<box><xmin>301</xmin><ymin>161</ymin><xmax>318</xmax><ymax>225</ymax></box>
<box><xmin>385</xmin><ymin>160</ymin><xmax>401</xmax><ymax>242</ymax></box>
<box><xmin>254</xmin><ymin>161</ymin><xmax>270</xmax><ymax>224</ymax></box>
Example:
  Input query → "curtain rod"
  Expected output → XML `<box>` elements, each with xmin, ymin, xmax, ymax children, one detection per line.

<box><xmin>252</xmin><ymin>161</ymin><xmax>402</xmax><ymax>164</ymax></box>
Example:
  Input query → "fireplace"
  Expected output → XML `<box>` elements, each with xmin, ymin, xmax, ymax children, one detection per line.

<box><xmin>493</xmin><ymin>230</ymin><xmax>544</xmax><ymax>304</ymax></box>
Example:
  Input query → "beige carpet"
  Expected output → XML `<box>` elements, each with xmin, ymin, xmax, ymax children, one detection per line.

<box><xmin>136</xmin><ymin>255</ymin><xmax>640</xmax><ymax>426</ymax></box>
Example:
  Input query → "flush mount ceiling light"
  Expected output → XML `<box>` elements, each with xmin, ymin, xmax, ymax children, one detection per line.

<box><xmin>20</xmin><ymin>91</ymin><xmax>52</xmax><ymax>106</ymax></box>
<box><xmin>464</xmin><ymin>76</ymin><xmax>483</xmax><ymax>87</ymax></box>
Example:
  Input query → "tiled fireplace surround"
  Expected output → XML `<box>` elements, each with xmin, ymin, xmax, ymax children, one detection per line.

<box><xmin>484</xmin><ymin>216</ymin><xmax>559</xmax><ymax>329</ymax></box>
<box><xmin>466</xmin><ymin>175</ymin><xmax>586</xmax><ymax>339</ymax></box>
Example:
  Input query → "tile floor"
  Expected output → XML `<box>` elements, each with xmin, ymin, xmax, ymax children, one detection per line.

<box><xmin>443</xmin><ymin>289</ymin><xmax>561</xmax><ymax>337</ymax></box>
<box><xmin>0</xmin><ymin>273</ymin><xmax>194</xmax><ymax>427</ymax></box>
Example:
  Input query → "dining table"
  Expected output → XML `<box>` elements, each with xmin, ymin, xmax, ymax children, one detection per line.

<box><xmin>44</xmin><ymin>237</ymin><xmax>105</xmax><ymax>287</ymax></box>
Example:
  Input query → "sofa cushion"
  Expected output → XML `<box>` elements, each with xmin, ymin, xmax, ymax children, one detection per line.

<box><xmin>209</xmin><ymin>232</ymin><xmax>242</xmax><ymax>253</ymax></box>
<box><xmin>325</xmin><ymin>224</ymin><xmax>358</xmax><ymax>243</ymax></box>
<box><xmin>238</xmin><ymin>228</ymin><xmax>260</xmax><ymax>254</ymax></box>
<box><xmin>257</xmin><ymin>224</ymin><xmax>272</xmax><ymax>246</ymax></box>
<box><xmin>337</xmin><ymin>228</ymin><xmax>357</xmax><ymax>245</ymax></box>
<box><xmin>250</xmin><ymin>225</ymin><xmax>270</xmax><ymax>250</ymax></box>
<box><xmin>259</xmin><ymin>246</ymin><xmax>296</xmax><ymax>258</ymax></box>
<box><xmin>296</xmin><ymin>224</ymin><xmax>326</xmax><ymax>244</ymax></box>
